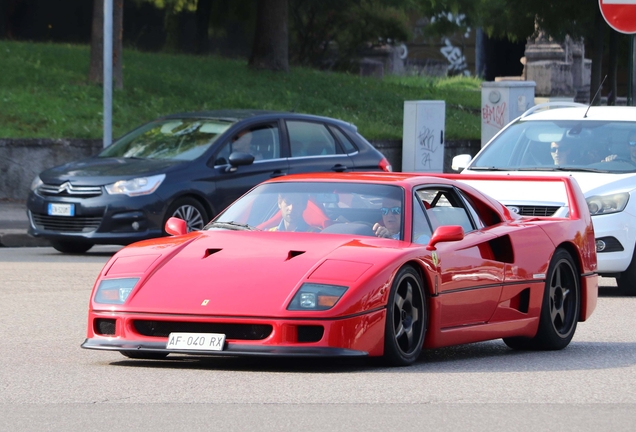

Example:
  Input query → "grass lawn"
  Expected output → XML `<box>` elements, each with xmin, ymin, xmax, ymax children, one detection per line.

<box><xmin>0</xmin><ymin>40</ymin><xmax>482</xmax><ymax>141</ymax></box>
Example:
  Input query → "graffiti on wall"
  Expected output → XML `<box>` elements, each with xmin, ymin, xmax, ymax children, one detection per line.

<box><xmin>482</xmin><ymin>102</ymin><xmax>507</xmax><ymax>130</ymax></box>
<box><xmin>417</xmin><ymin>126</ymin><xmax>440</xmax><ymax>169</ymax></box>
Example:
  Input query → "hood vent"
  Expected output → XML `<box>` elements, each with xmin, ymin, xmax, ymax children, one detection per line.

<box><xmin>286</xmin><ymin>250</ymin><xmax>305</xmax><ymax>261</ymax></box>
<box><xmin>203</xmin><ymin>248</ymin><xmax>222</xmax><ymax>259</ymax></box>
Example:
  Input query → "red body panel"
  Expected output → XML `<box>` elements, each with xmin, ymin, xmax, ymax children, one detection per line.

<box><xmin>83</xmin><ymin>172</ymin><xmax>598</xmax><ymax>359</ymax></box>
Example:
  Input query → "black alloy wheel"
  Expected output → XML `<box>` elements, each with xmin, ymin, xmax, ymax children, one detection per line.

<box><xmin>504</xmin><ymin>248</ymin><xmax>580</xmax><ymax>350</ymax></box>
<box><xmin>383</xmin><ymin>266</ymin><xmax>427</xmax><ymax>366</ymax></box>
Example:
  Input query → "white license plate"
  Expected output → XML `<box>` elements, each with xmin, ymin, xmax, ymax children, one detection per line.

<box><xmin>47</xmin><ymin>203</ymin><xmax>74</xmax><ymax>217</ymax></box>
<box><xmin>166</xmin><ymin>332</ymin><xmax>226</xmax><ymax>351</ymax></box>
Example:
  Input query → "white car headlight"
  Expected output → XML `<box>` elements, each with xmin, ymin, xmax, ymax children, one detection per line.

<box><xmin>30</xmin><ymin>176</ymin><xmax>43</xmax><ymax>191</ymax></box>
<box><xmin>105</xmin><ymin>174</ymin><xmax>165</xmax><ymax>196</ymax></box>
<box><xmin>586</xmin><ymin>192</ymin><xmax>629</xmax><ymax>216</ymax></box>
<box><xmin>94</xmin><ymin>278</ymin><xmax>140</xmax><ymax>304</ymax></box>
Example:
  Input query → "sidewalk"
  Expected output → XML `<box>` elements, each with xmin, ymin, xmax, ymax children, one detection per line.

<box><xmin>0</xmin><ymin>200</ymin><xmax>50</xmax><ymax>247</ymax></box>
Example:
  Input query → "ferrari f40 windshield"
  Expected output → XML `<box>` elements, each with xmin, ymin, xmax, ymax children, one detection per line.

<box><xmin>209</xmin><ymin>182</ymin><xmax>404</xmax><ymax>238</ymax></box>
<box><xmin>99</xmin><ymin>118</ymin><xmax>234</xmax><ymax>161</ymax></box>
<box><xmin>472</xmin><ymin>120</ymin><xmax>636</xmax><ymax>173</ymax></box>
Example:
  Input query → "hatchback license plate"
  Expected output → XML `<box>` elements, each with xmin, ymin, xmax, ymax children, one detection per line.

<box><xmin>166</xmin><ymin>332</ymin><xmax>226</xmax><ymax>351</ymax></box>
<box><xmin>47</xmin><ymin>203</ymin><xmax>74</xmax><ymax>217</ymax></box>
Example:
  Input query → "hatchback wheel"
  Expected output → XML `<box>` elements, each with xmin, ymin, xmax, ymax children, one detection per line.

<box><xmin>165</xmin><ymin>198</ymin><xmax>208</xmax><ymax>232</ymax></box>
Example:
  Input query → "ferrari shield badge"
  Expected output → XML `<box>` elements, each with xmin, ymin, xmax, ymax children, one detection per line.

<box><xmin>431</xmin><ymin>251</ymin><xmax>439</xmax><ymax>267</ymax></box>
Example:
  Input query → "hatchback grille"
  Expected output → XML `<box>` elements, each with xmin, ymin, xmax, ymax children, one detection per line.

<box><xmin>133</xmin><ymin>320</ymin><xmax>273</xmax><ymax>340</ymax></box>
<box><xmin>38</xmin><ymin>182</ymin><xmax>102</xmax><ymax>198</ymax></box>
<box><xmin>31</xmin><ymin>213</ymin><xmax>102</xmax><ymax>232</ymax></box>
<box><xmin>515</xmin><ymin>206</ymin><xmax>560</xmax><ymax>217</ymax></box>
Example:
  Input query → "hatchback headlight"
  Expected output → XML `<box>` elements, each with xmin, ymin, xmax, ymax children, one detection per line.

<box><xmin>94</xmin><ymin>278</ymin><xmax>140</xmax><ymax>304</ymax></box>
<box><xmin>30</xmin><ymin>176</ymin><xmax>42</xmax><ymax>191</ymax></box>
<box><xmin>287</xmin><ymin>283</ymin><xmax>348</xmax><ymax>311</ymax></box>
<box><xmin>586</xmin><ymin>193</ymin><xmax>629</xmax><ymax>216</ymax></box>
<box><xmin>105</xmin><ymin>174</ymin><xmax>165</xmax><ymax>196</ymax></box>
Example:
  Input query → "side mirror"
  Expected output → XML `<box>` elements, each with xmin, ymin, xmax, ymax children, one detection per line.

<box><xmin>165</xmin><ymin>217</ymin><xmax>187</xmax><ymax>236</ymax></box>
<box><xmin>426</xmin><ymin>225</ymin><xmax>464</xmax><ymax>251</ymax></box>
<box><xmin>451</xmin><ymin>154</ymin><xmax>472</xmax><ymax>171</ymax></box>
<box><xmin>226</xmin><ymin>151</ymin><xmax>255</xmax><ymax>172</ymax></box>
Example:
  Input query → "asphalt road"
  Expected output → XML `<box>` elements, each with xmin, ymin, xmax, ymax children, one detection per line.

<box><xmin>1</xmin><ymin>246</ymin><xmax>635</xmax><ymax>431</ymax></box>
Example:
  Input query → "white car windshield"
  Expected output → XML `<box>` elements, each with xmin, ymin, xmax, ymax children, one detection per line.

<box><xmin>471</xmin><ymin>120</ymin><xmax>636</xmax><ymax>173</ymax></box>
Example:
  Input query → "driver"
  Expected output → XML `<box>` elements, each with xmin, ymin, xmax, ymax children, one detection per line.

<box><xmin>269</xmin><ymin>193</ymin><xmax>321</xmax><ymax>232</ymax></box>
<box><xmin>373</xmin><ymin>196</ymin><xmax>402</xmax><ymax>239</ymax></box>
<box><xmin>604</xmin><ymin>131</ymin><xmax>636</xmax><ymax>164</ymax></box>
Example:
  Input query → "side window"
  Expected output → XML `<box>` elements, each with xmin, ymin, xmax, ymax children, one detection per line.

<box><xmin>412</xmin><ymin>198</ymin><xmax>432</xmax><ymax>244</ymax></box>
<box><xmin>329</xmin><ymin>126</ymin><xmax>356</xmax><ymax>153</ymax></box>
<box><xmin>287</xmin><ymin>121</ymin><xmax>337</xmax><ymax>157</ymax></box>
<box><xmin>213</xmin><ymin>123</ymin><xmax>280</xmax><ymax>166</ymax></box>
<box><xmin>415</xmin><ymin>187</ymin><xmax>475</xmax><ymax>234</ymax></box>
<box><xmin>457</xmin><ymin>190</ymin><xmax>485</xmax><ymax>229</ymax></box>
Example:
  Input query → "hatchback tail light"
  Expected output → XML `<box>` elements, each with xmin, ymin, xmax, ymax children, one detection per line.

<box><xmin>379</xmin><ymin>157</ymin><xmax>393</xmax><ymax>172</ymax></box>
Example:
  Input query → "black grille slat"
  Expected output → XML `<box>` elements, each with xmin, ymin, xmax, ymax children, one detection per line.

<box><xmin>31</xmin><ymin>213</ymin><xmax>102</xmax><ymax>232</ymax></box>
<box><xmin>517</xmin><ymin>206</ymin><xmax>559</xmax><ymax>217</ymax></box>
<box><xmin>133</xmin><ymin>320</ymin><xmax>273</xmax><ymax>340</ymax></box>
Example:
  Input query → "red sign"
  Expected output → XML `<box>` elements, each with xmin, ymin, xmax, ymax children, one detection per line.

<box><xmin>599</xmin><ymin>0</ymin><xmax>636</xmax><ymax>34</ymax></box>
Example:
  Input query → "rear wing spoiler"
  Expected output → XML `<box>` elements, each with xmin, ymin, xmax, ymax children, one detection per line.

<box><xmin>426</xmin><ymin>173</ymin><xmax>590</xmax><ymax>221</ymax></box>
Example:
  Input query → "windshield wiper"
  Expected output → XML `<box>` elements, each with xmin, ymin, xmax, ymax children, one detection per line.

<box><xmin>467</xmin><ymin>166</ymin><xmax>510</xmax><ymax>171</ymax></box>
<box><xmin>553</xmin><ymin>167</ymin><xmax>609</xmax><ymax>173</ymax></box>
<box><xmin>206</xmin><ymin>221</ymin><xmax>259</xmax><ymax>231</ymax></box>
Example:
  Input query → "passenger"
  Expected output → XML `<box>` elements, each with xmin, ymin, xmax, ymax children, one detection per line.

<box><xmin>603</xmin><ymin>131</ymin><xmax>636</xmax><ymax>164</ymax></box>
<box><xmin>269</xmin><ymin>193</ymin><xmax>321</xmax><ymax>232</ymax></box>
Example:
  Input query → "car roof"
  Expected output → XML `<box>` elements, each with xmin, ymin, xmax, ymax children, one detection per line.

<box><xmin>161</xmin><ymin>109</ymin><xmax>357</xmax><ymax>130</ymax></box>
<box><xmin>521</xmin><ymin>105</ymin><xmax>636</xmax><ymax>122</ymax></box>
<box><xmin>261</xmin><ymin>172</ymin><xmax>458</xmax><ymax>188</ymax></box>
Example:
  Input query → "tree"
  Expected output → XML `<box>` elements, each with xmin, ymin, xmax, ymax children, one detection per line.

<box><xmin>88</xmin><ymin>0</ymin><xmax>124</xmax><ymax>89</ymax></box>
<box><xmin>249</xmin><ymin>0</ymin><xmax>289</xmax><ymax>72</ymax></box>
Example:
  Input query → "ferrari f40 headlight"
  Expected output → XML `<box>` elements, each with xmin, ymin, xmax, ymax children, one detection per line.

<box><xmin>94</xmin><ymin>278</ymin><xmax>140</xmax><ymax>304</ymax></box>
<box><xmin>586</xmin><ymin>192</ymin><xmax>629</xmax><ymax>216</ymax></box>
<box><xmin>105</xmin><ymin>174</ymin><xmax>165</xmax><ymax>196</ymax></box>
<box><xmin>287</xmin><ymin>283</ymin><xmax>348</xmax><ymax>311</ymax></box>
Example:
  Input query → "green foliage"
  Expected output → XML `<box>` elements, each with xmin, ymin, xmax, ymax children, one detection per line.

<box><xmin>0</xmin><ymin>40</ymin><xmax>481</xmax><ymax>141</ymax></box>
<box><xmin>289</xmin><ymin>0</ymin><xmax>415</xmax><ymax>69</ymax></box>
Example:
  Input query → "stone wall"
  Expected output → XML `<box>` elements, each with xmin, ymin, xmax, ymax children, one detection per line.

<box><xmin>0</xmin><ymin>138</ymin><xmax>482</xmax><ymax>201</ymax></box>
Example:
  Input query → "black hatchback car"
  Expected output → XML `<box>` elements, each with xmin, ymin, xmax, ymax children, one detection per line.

<box><xmin>27</xmin><ymin>110</ymin><xmax>392</xmax><ymax>253</ymax></box>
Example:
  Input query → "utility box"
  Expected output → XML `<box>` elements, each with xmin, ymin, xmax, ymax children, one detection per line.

<box><xmin>481</xmin><ymin>80</ymin><xmax>535</xmax><ymax>147</ymax></box>
<box><xmin>402</xmin><ymin>100</ymin><xmax>445</xmax><ymax>172</ymax></box>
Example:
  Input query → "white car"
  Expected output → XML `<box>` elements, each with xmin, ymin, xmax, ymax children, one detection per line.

<box><xmin>452</xmin><ymin>102</ymin><xmax>636</xmax><ymax>295</ymax></box>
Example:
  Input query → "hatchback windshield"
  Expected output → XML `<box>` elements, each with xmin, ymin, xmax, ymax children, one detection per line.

<box><xmin>472</xmin><ymin>120</ymin><xmax>636</xmax><ymax>173</ymax></box>
<box><xmin>208</xmin><ymin>182</ymin><xmax>404</xmax><ymax>239</ymax></box>
<box><xmin>99</xmin><ymin>118</ymin><xmax>234</xmax><ymax>160</ymax></box>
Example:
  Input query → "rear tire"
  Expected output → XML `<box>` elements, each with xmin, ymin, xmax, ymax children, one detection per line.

<box><xmin>383</xmin><ymin>266</ymin><xmax>426</xmax><ymax>366</ymax></box>
<box><xmin>503</xmin><ymin>249</ymin><xmax>579</xmax><ymax>350</ymax></box>
<box><xmin>50</xmin><ymin>240</ymin><xmax>93</xmax><ymax>254</ymax></box>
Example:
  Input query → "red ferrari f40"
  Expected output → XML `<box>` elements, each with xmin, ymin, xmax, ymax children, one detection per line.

<box><xmin>82</xmin><ymin>173</ymin><xmax>597</xmax><ymax>366</ymax></box>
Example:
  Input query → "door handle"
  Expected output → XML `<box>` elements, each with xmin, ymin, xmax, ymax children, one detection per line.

<box><xmin>270</xmin><ymin>170</ymin><xmax>287</xmax><ymax>178</ymax></box>
<box><xmin>331</xmin><ymin>164</ymin><xmax>348</xmax><ymax>172</ymax></box>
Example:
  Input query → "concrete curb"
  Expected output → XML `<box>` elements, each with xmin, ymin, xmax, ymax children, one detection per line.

<box><xmin>0</xmin><ymin>230</ymin><xmax>51</xmax><ymax>248</ymax></box>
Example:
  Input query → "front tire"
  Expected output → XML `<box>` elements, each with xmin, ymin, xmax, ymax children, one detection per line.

<box><xmin>50</xmin><ymin>240</ymin><xmax>93</xmax><ymax>254</ymax></box>
<box><xmin>383</xmin><ymin>266</ymin><xmax>426</xmax><ymax>366</ymax></box>
<box><xmin>165</xmin><ymin>198</ymin><xmax>208</xmax><ymax>233</ymax></box>
<box><xmin>616</xmin><ymin>247</ymin><xmax>636</xmax><ymax>295</ymax></box>
<box><xmin>504</xmin><ymin>249</ymin><xmax>580</xmax><ymax>350</ymax></box>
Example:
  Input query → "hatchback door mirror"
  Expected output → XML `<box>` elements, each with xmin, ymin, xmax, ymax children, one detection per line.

<box><xmin>226</xmin><ymin>151</ymin><xmax>255</xmax><ymax>172</ymax></box>
<box><xmin>426</xmin><ymin>225</ymin><xmax>464</xmax><ymax>251</ymax></box>
<box><xmin>165</xmin><ymin>217</ymin><xmax>187</xmax><ymax>236</ymax></box>
<box><xmin>451</xmin><ymin>154</ymin><xmax>472</xmax><ymax>171</ymax></box>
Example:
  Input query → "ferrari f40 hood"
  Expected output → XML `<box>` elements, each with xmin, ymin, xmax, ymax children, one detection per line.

<box><xmin>102</xmin><ymin>231</ymin><xmax>388</xmax><ymax>317</ymax></box>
